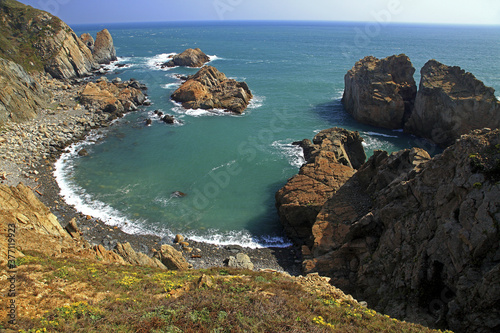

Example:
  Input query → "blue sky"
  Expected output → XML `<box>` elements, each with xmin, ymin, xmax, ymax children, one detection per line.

<box><xmin>18</xmin><ymin>0</ymin><xmax>500</xmax><ymax>26</ymax></box>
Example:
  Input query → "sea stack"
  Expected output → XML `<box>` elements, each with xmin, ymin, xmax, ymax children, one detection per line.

<box><xmin>405</xmin><ymin>59</ymin><xmax>500</xmax><ymax>147</ymax></box>
<box><xmin>342</xmin><ymin>54</ymin><xmax>417</xmax><ymax>129</ymax></box>
<box><xmin>93</xmin><ymin>29</ymin><xmax>117</xmax><ymax>64</ymax></box>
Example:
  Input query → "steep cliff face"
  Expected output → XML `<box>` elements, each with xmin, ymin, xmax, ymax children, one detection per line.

<box><xmin>275</xmin><ymin>128</ymin><xmax>365</xmax><ymax>247</ymax></box>
<box><xmin>0</xmin><ymin>57</ymin><xmax>48</xmax><ymax>123</ymax></box>
<box><xmin>0</xmin><ymin>0</ymin><xmax>97</xmax><ymax>79</ymax></box>
<box><xmin>291</xmin><ymin>128</ymin><xmax>500</xmax><ymax>332</ymax></box>
<box><xmin>342</xmin><ymin>54</ymin><xmax>417</xmax><ymax>129</ymax></box>
<box><xmin>405</xmin><ymin>60</ymin><xmax>500</xmax><ymax>147</ymax></box>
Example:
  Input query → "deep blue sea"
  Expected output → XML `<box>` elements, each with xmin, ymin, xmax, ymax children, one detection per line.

<box><xmin>55</xmin><ymin>21</ymin><xmax>500</xmax><ymax>248</ymax></box>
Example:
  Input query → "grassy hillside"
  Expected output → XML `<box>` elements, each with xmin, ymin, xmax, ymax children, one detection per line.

<box><xmin>0</xmin><ymin>0</ymin><xmax>64</xmax><ymax>72</ymax></box>
<box><xmin>4</xmin><ymin>251</ymin><xmax>450</xmax><ymax>333</ymax></box>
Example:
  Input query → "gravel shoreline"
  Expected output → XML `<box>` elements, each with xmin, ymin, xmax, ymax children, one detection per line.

<box><xmin>0</xmin><ymin>74</ymin><xmax>303</xmax><ymax>275</ymax></box>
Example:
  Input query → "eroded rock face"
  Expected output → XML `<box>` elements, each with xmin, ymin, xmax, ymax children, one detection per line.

<box><xmin>405</xmin><ymin>60</ymin><xmax>500</xmax><ymax>147</ymax></box>
<box><xmin>342</xmin><ymin>54</ymin><xmax>417</xmax><ymax>129</ymax></box>
<box><xmin>163</xmin><ymin>48</ymin><xmax>210</xmax><ymax>68</ymax></box>
<box><xmin>80</xmin><ymin>33</ymin><xmax>95</xmax><ymax>52</ymax></box>
<box><xmin>154</xmin><ymin>244</ymin><xmax>190</xmax><ymax>270</ymax></box>
<box><xmin>171</xmin><ymin>66</ymin><xmax>253</xmax><ymax>114</ymax></box>
<box><xmin>299</xmin><ymin>128</ymin><xmax>500</xmax><ymax>332</ymax></box>
<box><xmin>0</xmin><ymin>57</ymin><xmax>48</xmax><ymax>123</ymax></box>
<box><xmin>79</xmin><ymin>79</ymin><xmax>146</xmax><ymax>115</ymax></box>
<box><xmin>275</xmin><ymin>128</ymin><xmax>365</xmax><ymax>246</ymax></box>
<box><xmin>93</xmin><ymin>29</ymin><xmax>117</xmax><ymax>64</ymax></box>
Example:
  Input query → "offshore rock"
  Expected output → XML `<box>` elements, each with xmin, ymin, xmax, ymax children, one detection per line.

<box><xmin>276</xmin><ymin>128</ymin><xmax>365</xmax><ymax>246</ymax></box>
<box><xmin>171</xmin><ymin>66</ymin><xmax>253</xmax><ymax>114</ymax></box>
<box><xmin>301</xmin><ymin>128</ymin><xmax>500</xmax><ymax>333</ymax></box>
<box><xmin>405</xmin><ymin>59</ymin><xmax>500</xmax><ymax>147</ymax></box>
<box><xmin>0</xmin><ymin>57</ymin><xmax>48</xmax><ymax>123</ymax></box>
<box><xmin>93</xmin><ymin>29</ymin><xmax>117</xmax><ymax>64</ymax></box>
<box><xmin>163</xmin><ymin>48</ymin><xmax>210</xmax><ymax>68</ymax></box>
<box><xmin>342</xmin><ymin>54</ymin><xmax>417</xmax><ymax>129</ymax></box>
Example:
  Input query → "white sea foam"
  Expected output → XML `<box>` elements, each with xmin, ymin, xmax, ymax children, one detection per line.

<box><xmin>210</xmin><ymin>160</ymin><xmax>237</xmax><ymax>172</ymax></box>
<box><xmin>271</xmin><ymin>140</ymin><xmax>305</xmax><ymax>168</ymax></box>
<box><xmin>186</xmin><ymin>230</ymin><xmax>292</xmax><ymax>249</ymax></box>
<box><xmin>248</xmin><ymin>95</ymin><xmax>265</xmax><ymax>109</ymax></box>
<box><xmin>161</xmin><ymin>82</ymin><xmax>181</xmax><ymax>89</ymax></box>
<box><xmin>208</xmin><ymin>55</ymin><xmax>222</xmax><ymax>62</ymax></box>
<box><xmin>145</xmin><ymin>53</ymin><xmax>176</xmax><ymax>70</ymax></box>
<box><xmin>363</xmin><ymin>131</ymin><xmax>399</xmax><ymax>138</ymax></box>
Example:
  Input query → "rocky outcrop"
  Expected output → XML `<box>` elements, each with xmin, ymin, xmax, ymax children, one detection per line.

<box><xmin>0</xmin><ymin>57</ymin><xmax>48</xmax><ymax>123</ymax></box>
<box><xmin>292</xmin><ymin>128</ymin><xmax>500</xmax><ymax>332</ymax></box>
<box><xmin>226</xmin><ymin>253</ymin><xmax>254</xmax><ymax>270</ymax></box>
<box><xmin>80</xmin><ymin>33</ymin><xmax>95</xmax><ymax>52</ymax></box>
<box><xmin>342</xmin><ymin>54</ymin><xmax>417</xmax><ymax>129</ymax></box>
<box><xmin>114</xmin><ymin>242</ymin><xmax>166</xmax><ymax>269</ymax></box>
<box><xmin>275</xmin><ymin>128</ymin><xmax>365</xmax><ymax>246</ymax></box>
<box><xmin>405</xmin><ymin>60</ymin><xmax>500</xmax><ymax>147</ymax></box>
<box><xmin>162</xmin><ymin>48</ymin><xmax>210</xmax><ymax>68</ymax></box>
<box><xmin>79</xmin><ymin>78</ymin><xmax>147</xmax><ymax>115</ymax></box>
<box><xmin>93</xmin><ymin>29</ymin><xmax>117</xmax><ymax>64</ymax></box>
<box><xmin>154</xmin><ymin>244</ymin><xmax>190</xmax><ymax>270</ymax></box>
<box><xmin>171</xmin><ymin>66</ymin><xmax>253</xmax><ymax>114</ymax></box>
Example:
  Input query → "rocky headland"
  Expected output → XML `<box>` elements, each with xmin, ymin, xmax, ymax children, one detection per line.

<box><xmin>277</xmin><ymin>126</ymin><xmax>500</xmax><ymax>332</ymax></box>
<box><xmin>343</xmin><ymin>54</ymin><xmax>500</xmax><ymax>147</ymax></box>
<box><xmin>162</xmin><ymin>48</ymin><xmax>210</xmax><ymax>68</ymax></box>
<box><xmin>171</xmin><ymin>65</ymin><xmax>253</xmax><ymax>114</ymax></box>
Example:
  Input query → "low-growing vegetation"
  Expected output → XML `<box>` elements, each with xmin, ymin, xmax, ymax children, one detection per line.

<box><xmin>1</xmin><ymin>251</ymin><xmax>452</xmax><ymax>332</ymax></box>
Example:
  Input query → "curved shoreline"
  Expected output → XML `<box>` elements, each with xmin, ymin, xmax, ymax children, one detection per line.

<box><xmin>0</xmin><ymin>74</ymin><xmax>302</xmax><ymax>275</ymax></box>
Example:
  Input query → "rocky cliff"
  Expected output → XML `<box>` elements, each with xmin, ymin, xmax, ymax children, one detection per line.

<box><xmin>342</xmin><ymin>54</ymin><xmax>417</xmax><ymax>129</ymax></box>
<box><xmin>0</xmin><ymin>0</ymin><xmax>97</xmax><ymax>79</ymax></box>
<box><xmin>0</xmin><ymin>57</ymin><xmax>48</xmax><ymax>123</ymax></box>
<box><xmin>279</xmin><ymin>128</ymin><xmax>500</xmax><ymax>332</ymax></box>
<box><xmin>162</xmin><ymin>48</ymin><xmax>210</xmax><ymax>68</ymax></box>
<box><xmin>171</xmin><ymin>66</ymin><xmax>253</xmax><ymax>114</ymax></box>
<box><xmin>275</xmin><ymin>128</ymin><xmax>365</xmax><ymax>247</ymax></box>
<box><xmin>405</xmin><ymin>60</ymin><xmax>500</xmax><ymax>147</ymax></box>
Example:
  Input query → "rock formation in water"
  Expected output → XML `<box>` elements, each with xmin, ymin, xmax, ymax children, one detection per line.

<box><xmin>275</xmin><ymin>128</ymin><xmax>365</xmax><ymax>246</ymax></box>
<box><xmin>342</xmin><ymin>55</ymin><xmax>500</xmax><ymax>148</ymax></box>
<box><xmin>342</xmin><ymin>54</ymin><xmax>417</xmax><ymax>129</ymax></box>
<box><xmin>0</xmin><ymin>57</ymin><xmax>48</xmax><ymax>123</ymax></box>
<box><xmin>405</xmin><ymin>59</ymin><xmax>500</xmax><ymax>147</ymax></box>
<box><xmin>171</xmin><ymin>66</ymin><xmax>253</xmax><ymax>114</ymax></box>
<box><xmin>79</xmin><ymin>77</ymin><xmax>147</xmax><ymax>115</ymax></box>
<box><xmin>162</xmin><ymin>48</ymin><xmax>210</xmax><ymax>68</ymax></box>
<box><xmin>93</xmin><ymin>29</ymin><xmax>117</xmax><ymax>64</ymax></box>
<box><xmin>278</xmin><ymin>128</ymin><xmax>500</xmax><ymax>332</ymax></box>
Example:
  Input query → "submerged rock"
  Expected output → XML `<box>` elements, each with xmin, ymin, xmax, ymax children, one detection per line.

<box><xmin>405</xmin><ymin>59</ymin><xmax>500</xmax><ymax>147</ymax></box>
<box><xmin>171</xmin><ymin>66</ymin><xmax>253</xmax><ymax>114</ymax></box>
<box><xmin>162</xmin><ymin>48</ymin><xmax>210</xmax><ymax>68</ymax></box>
<box><xmin>342</xmin><ymin>54</ymin><xmax>417</xmax><ymax>129</ymax></box>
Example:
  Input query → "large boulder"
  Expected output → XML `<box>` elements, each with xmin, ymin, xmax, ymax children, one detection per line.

<box><xmin>154</xmin><ymin>244</ymin><xmax>189</xmax><ymax>270</ymax></box>
<box><xmin>171</xmin><ymin>66</ymin><xmax>253</xmax><ymax>114</ymax></box>
<box><xmin>0</xmin><ymin>0</ymin><xmax>98</xmax><ymax>78</ymax></box>
<box><xmin>0</xmin><ymin>57</ymin><xmax>48</xmax><ymax>123</ymax></box>
<box><xmin>275</xmin><ymin>128</ymin><xmax>365</xmax><ymax>246</ymax></box>
<box><xmin>114</xmin><ymin>242</ymin><xmax>166</xmax><ymax>269</ymax></box>
<box><xmin>93</xmin><ymin>29</ymin><xmax>117</xmax><ymax>64</ymax></box>
<box><xmin>405</xmin><ymin>60</ymin><xmax>500</xmax><ymax>147</ymax></box>
<box><xmin>342</xmin><ymin>54</ymin><xmax>417</xmax><ymax>129</ymax></box>
<box><xmin>298</xmin><ymin>128</ymin><xmax>500</xmax><ymax>333</ymax></box>
<box><xmin>162</xmin><ymin>48</ymin><xmax>210</xmax><ymax>68</ymax></box>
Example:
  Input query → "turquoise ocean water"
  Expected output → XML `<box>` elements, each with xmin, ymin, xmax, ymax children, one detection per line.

<box><xmin>55</xmin><ymin>22</ymin><xmax>500</xmax><ymax>248</ymax></box>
